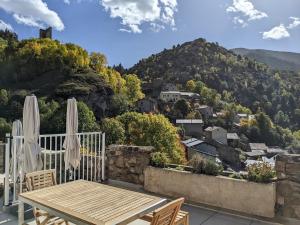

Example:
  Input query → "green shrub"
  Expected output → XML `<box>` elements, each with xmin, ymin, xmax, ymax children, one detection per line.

<box><xmin>189</xmin><ymin>155</ymin><xmax>206</xmax><ymax>173</ymax></box>
<box><xmin>229</xmin><ymin>172</ymin><xmax>247</xmax><ymax>180</ymax></box>
<box><xmin>150</xmin><ymin>152</ymin><xmax>170</xmax><ymax>168</ymax></box>
<box><xmin>189</xmin><ymin>155</ymin><xmax>223</xmax><ymax>176</ymax></box>
<box><xmin>203</xmin><ymin>160</ymin><xmax>223</xmax><ymax>176</ymax></box>
<box><xmin>247</xmin><ymin>162</ymin><xmax>275</xmax><ymax>183</ymax></box>
<box><xmin>174</xmin><ymin>165</ymin><xmax>184</xmax><ymax>171</ymax></box>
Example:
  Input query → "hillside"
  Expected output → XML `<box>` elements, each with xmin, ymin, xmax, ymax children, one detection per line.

<box><xmin>232</xmin><ymin>48</ymin><xmax>300</xmax><ymax>72</ymax></box>
<box><xmin>129</xmin><ymin>38</ymin><xmax>300</xmax><ymax>130</ymax></box>
<box><xmin>0</xmin><ymin>36</ymin><xmax>113</xmax><ymax>122</ymax></box>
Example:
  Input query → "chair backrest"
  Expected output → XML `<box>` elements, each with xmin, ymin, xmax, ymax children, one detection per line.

<box><xmin>26</xmin><ymin>169</ymin><xmax>57</xmax><ymax>191</ymax></box>
<box><xmin>151</xmin><ymin>198</ymin><xmax>184</xmax><ymax>225</ymax></box>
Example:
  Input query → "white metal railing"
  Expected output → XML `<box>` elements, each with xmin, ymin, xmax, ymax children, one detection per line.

<box><xmin>4</xmin><ymin>132</ymin><xmax>105</xmax><ymax>206</ymax></box>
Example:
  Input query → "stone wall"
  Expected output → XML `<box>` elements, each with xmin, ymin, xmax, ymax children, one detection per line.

<box><xmin>107</xmin><ymin>145</ymin><xmax>154</xmax><ymax>185</ymax></box>
<box><xmin>275</xmin><ymin>154</ymin><xmax>300</xmax><ymax>219</ymax></box>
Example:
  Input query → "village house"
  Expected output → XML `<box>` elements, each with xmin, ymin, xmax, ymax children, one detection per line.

<box><xmin>176</xmin><ymin>119</ymin><xmax>203</xmax><ymax>137</ymax></box>
<box><xmin>162</xmin><ymin>83</ymin><xmax>177</xmax><ymax>91</ymax></box>
<box><xmin>160</xmin><ymin>91</ymin><xmax>200</xmax><ymax>102</ymax></box>
<box><xmin>245</xmin><ymin>150</ymin><xmax>266</xmax><ymax>159</ymax></box>
<box><xmin>235</xmin><ymin>113</ymin><xmax>256</xmax><ymax>123</ymax></box>
<box><xmin>136</xmin><ymin>98</ymin><xmax>158</xmax><ymax>113</ymax></box>
<box><xmin>249</xmin><ymin>143</ymin><xmax>268</xmax><ymax>152</ymax></box>
<box><xmin>197</xmin><ymin>105</ymin><xmax>213</xmax><ymax>119</ymax></box>
<box><xmin>234</xmin><ymin>113</ymin><xmax>247</xmax><ymax>123</ymax></box>
<box><xmin>204</xmin><ymin>126</ymin><xmax>227</xmax><ymax>145</ymax></box>
<box><xmin>227</xmin><ymin>133</ymin><xmax>240</xmax><ymax>148</ymax></box>
<box><xmin>181</xmin><ymin>138</ymin><xmax>219</xmax><ymax>161</ymax></box>
<box><xmin>266</xmin><ymin>147</ymin><xmax>286</xmax><ymax>157</ymax></box>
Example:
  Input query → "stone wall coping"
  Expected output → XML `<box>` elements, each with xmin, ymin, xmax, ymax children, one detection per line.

<box><xmin>153</xmin><ymin>166</ymin><xmax>276</xmax><ymax>186</ymax></box>
<box><xmin>108</xmin><ymin>145</ymin><xmax>155</xmax><ymax>153</ymax></box>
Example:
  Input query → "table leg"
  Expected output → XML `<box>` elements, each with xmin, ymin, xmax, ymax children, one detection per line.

<box><xmin>18</xmin><ymin>201</ymin><xmax>24</xmax><ymax>225</ymax></box>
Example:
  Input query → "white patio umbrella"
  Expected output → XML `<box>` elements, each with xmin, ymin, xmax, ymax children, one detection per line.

<box><xmin>9</xmin><ymin>120</ymin><xmax>23</xmax><ymax>179</ymax></box>
<box><xmin>63</xmin><ymin>98</ymin><xmax>81</xmax><ymax>170</ymax></box>
<box><xmin>22</xmin><ymin>95</ymin><xmax>43</xmax><ymax>173</ymax></box>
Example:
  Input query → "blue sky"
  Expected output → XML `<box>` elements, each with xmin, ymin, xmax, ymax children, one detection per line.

<box><xmin>0</xmin><ymin>0</ymin><xmax>299</xmax><ymax>67</ymax></box>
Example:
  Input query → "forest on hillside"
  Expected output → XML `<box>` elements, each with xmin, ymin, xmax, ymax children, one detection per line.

<box><xmin>129</xmin><ymin>38</ymin><xmax>300</xmax><ymax>132</ymax></box>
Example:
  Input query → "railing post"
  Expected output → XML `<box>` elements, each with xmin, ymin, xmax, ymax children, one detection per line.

<box><xmin>101</xmin><ymin>133</ymin><xmax>105</xmax><ymax>181</ymax></box>
<box><xmin>4</xmin><ymin>133</ymin><xmax>10</xmax><ymax>206</ymax></box>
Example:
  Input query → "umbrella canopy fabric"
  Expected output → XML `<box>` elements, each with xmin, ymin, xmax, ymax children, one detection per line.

<box><xmin>22</xmin><ymin>95</ymin><xmax>43</xmax><ymax>173</ymax></box>
<box><xmin>63</xmin><ymin>98</ymin><xmax>81</xmax><ymax>170</ymax></box>
<box><xmin>9</xmin><ymin>120</ymin><xmax>23</xmax><ymax>178</ymax></box>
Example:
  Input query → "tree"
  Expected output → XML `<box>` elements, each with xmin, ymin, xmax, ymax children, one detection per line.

<box><xmin>39</xmin><ymin>98</ymin><xmax>60</xmax><ymax>133</ymax></box>
<box><xmin>109</xmin><ymin>94</ymin><xmax>130</xmax><ymax>116</ymax></box>
<box><xmin>274</xmin><ymin>110</ymin><xmax>290</xmax><ymax>128</ymax></box>
<box><xmin>194</xmin><ymin>81</ymin><xmax>205</xmax><ymax>94</ymax></box>
<box><xmin>45</xmin><ymin>101</ymin><xmax>98</xmax><ymax>134</ymax></box>
<box><xmin>186</xmin><ymin>80</ymin><xmax>196</xmax><ymax>91</ymax></box>
<box><xmin>0</xmin><ymin>89</ymin><xmax>9</xmax><ymax>105</ymax></box>
<box><xmin>113</xmin><ymin>63</ymin><xmax>126</xmax><ymax>75</ymax></box>
<box><xmin>0</xmin><ymin>117</ymin><xmax>11</xmax><ymax>141</ymax></box>
<box><xmin>294</xmin><ymin>109</ymin><xmax>300</xmax><ymax>126</ymax></box>
<box><xmin>256</xmin><ymin>112</ymin><xmax>272</xmax><ymax>133</ymax></box>
<box><xmin>174</xmin><ymin>99</ymin><xmax>190</xmax><ymax>118</ymax></box>
<box><xmin>89</xmin><ymin>52</ymin><xmax>107</xmax><ymax>73</ymax></box>
<box><xmin>223</xmin><ymin>108</ymin><xmax>235</xmax><ymax>128</ymax></box>
<box><xmin>0</xmin><ymin>30</ymin><xmax>18</xmax><ymax>42</ymax></box>
<box><xmin>116</xmin><ymin>112</ymin><xmax>185</xmax><ymax>163</ymax></box>
<box><xmin>101</xmin><ymin>118</ymin><xmax>125</xmax><ymax>145</ymax></box>
<box><xmin>77</xmin><ymin>101</ymin><xmax>98</xmax><ymax>132</ymax></box>
<box><xmin>124</xmin><ymin>74</ymin><xmax>144</xmax><ymax>103</ymax></box>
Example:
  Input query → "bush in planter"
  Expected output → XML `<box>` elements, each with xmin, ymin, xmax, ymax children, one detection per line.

<box><xmin>246</xmin><ymin>162</ymin><xmax>275</xmax><ymax>183</ymax></box>
<box><xmin>188</xmin><ymin>155</ymin><xmax>206</xmax><ymax>173</ymax></box>
<box><xmin>189</xmin><ymin>155</ymin><xmax>223</xmax><ymax>176</ymax></box>
<box><xmin>229</xmin><ymin>172</ymin><xmax>247</xmax><ymax>180</ymax></box>
<box><xmin>150</xmin><ymin>152</ymin><xmax>170</xmax><ymax>168</ymax></box>
<box><xmin>203</xmin><ymin>160</ymin><xmax>223</xmax><ymax>176</ymax></box>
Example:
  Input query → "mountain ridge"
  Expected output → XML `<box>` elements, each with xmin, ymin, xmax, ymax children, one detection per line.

<box><xmin>231</xmin><ymin>48</ymin><xmax>300</xmax><ymax>72</ymax></box>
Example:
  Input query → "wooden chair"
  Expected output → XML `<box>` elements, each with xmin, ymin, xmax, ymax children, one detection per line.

<box><xmin>25</xmin><ymin>170</ymin><xmax>70</xmax><ymax>225</ymax></box>
<box><xmin>141</xmin><ymin>198</ymin><xmax>189</xmax><ymax>225</ymax></box>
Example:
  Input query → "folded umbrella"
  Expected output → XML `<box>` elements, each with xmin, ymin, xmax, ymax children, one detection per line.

<box><xmin>9</xmin><ymin>120</ymin><xmax>23</xmax><ymax>179</ymax></box>
<box><xmin>63</xmin><ymin>98</ymin><xmax>81</xmax><ymax>170</ymax></box>
<box><xmin>22</xmin><ymin>95</ymin><xmax>43</xmax><ymax>173</ymax></box>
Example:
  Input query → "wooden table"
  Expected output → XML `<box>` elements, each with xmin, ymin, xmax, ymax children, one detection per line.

<box><xmin>18</xmin><ymin>180</ymin><xmax>166</xmax><ymax>225</ymax></box>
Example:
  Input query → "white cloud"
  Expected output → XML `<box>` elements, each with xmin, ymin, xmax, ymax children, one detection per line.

<box><xmin>227</xmin><ymin>0</ymin><xmax>267</xmax><ymax>23</ymax></box>
<box><xmin>64</xmin><ymin>0</ymin><xmax>90</xmax><ymax>4</ymax></box>
<box><xmin>100</xmin><ymin>0</ymin><xmax>177</xmax><ymax>33</ymax></box>
<box><xmin>0</xmin><ymin>19</ymin><xmax>13</xmax><ymax>31</ymax></box>
<box><xmin>262</xmin><ymin>24</ymin><xmax>290</xmax><ymax>40</ymax></box>
<box><xmin>0</xmin><ymin>0</ymin><xmax>64</xmax><ymax>31</ymax></box>
<box><xmin>13</xmin><ymin>14</ymin><xmax>43</xmax><ymax>27</ymax></box>
<box><xmin>150</xmin><ymin>23</ymin><xmax>165</xmax><ymax>32</ymax></box>
<box><xmin>233</xmin><ymin>16</ymin><xmax>247</xmax><ymax>27</ymax></box>
<box><xmin>287</xmin><ymin>17</ymin><xmax>300</xmax><ymax>29</ymax></box>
